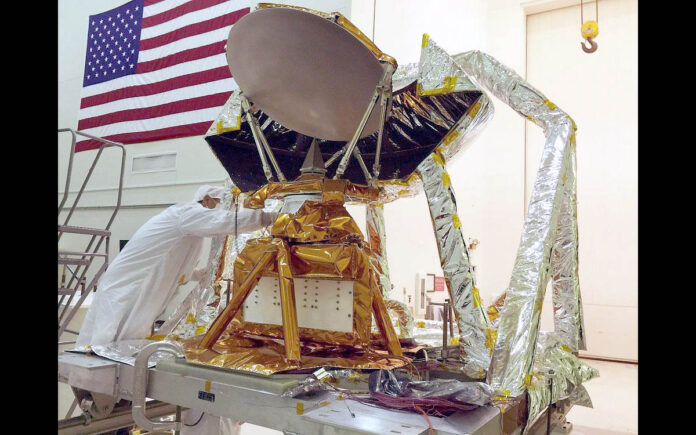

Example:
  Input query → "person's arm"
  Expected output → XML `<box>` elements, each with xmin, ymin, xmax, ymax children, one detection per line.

<box><xmin>178</xmin><ymin>205</ymin><xmax>275</xmax><ymax>237</ymax></box>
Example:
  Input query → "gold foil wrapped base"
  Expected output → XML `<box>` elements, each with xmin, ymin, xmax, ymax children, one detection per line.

<box><xmin>181</xmin><ymin>334</ymin><xmax>408</xmax><ymax>376</ymax></box>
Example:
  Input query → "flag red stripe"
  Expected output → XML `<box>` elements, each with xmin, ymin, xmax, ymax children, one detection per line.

<box><xmin>144</xmin><ymin>0</ymin><xmax>166</xmax><ymax>6</ymax></box>
<box><xmin>139</xmin><ymin>9</ymin><xmax>247</xmax><ymax>50</ymax></box>
<box><xmin>136</xmin><ymin>40</ymin><xmax>225</xmax><ymax>74</ymax></box>
<box><xmin>78</xmin><ymin>91</ymin><xmax>231</xmax><ymax>130</ymax></box>
<box><xmin>75</xmin><ymin>121</ymin><xmax>212</xmax><ymax>152</ymax></box>
<box><xmin>142</xmin><ymin>0</ymin><xmax>229</xmax><ymax>28</ymax></box>
<box><xmin>80</xmin><ymin>66</ymin><xmax>231</xmax><ymax>109</ymax></box>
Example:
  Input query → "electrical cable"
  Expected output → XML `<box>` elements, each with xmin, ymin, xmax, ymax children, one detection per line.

<box><xmin>183</xmin><ymin>410</ymin><xmax>205</xmax><ymax>427</ymax></box>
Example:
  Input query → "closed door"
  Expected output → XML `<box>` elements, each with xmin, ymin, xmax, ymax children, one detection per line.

<box><xmin>526</xmin><ymin>0</ymin><xmax>637</xmax><ymax>361</ymax></box>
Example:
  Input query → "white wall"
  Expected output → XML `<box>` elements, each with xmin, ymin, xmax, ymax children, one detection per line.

<box><xmin>526</xmin><ymin>0</ymin><xmax>638</xmax><ymax>361</ymax></box>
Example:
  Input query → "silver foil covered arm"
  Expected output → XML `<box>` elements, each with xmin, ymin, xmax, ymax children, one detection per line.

<box><xmin>550</xmin><ymin>148</ymin><xmax>586</xmax><ymax>352</ymax></box>
<box><xmin>417</xmin><ymin>153</ymin><xmax>491</xmax><ymax>379</ymax></box>
<box><xmin>451</xmin><ymin>50</ymin><xmax>585</xmax><ymax>397</ymax></box>
<box><xmin>366</xmin><ymin>203</ymin><xmax>393</xmax><ymax>299</ymax></box>
<box><xmin>413</xmin><ymin>37</ymin><xmax>496</xmax><ymax>379</ymax></box>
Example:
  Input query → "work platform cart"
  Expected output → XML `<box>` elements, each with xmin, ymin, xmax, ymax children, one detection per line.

<box><xmin>58</xmin><ymin>346</ymin><xmax>506</xmax><ymax>435</ymax></box>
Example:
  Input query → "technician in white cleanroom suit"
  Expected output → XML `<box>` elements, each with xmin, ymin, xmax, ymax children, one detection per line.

<box><xmin>75</xmin><ymin>185</ymin><xmax>275</xmax><ymax>347</ymax></box>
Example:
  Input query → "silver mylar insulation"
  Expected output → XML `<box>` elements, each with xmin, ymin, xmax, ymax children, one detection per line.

<box><xmin>451</xmin><ymin>50</ymin><xmax>586</xmax><ymax>397</ymax></box>
<box><xmin>524</xmin><ymin>332</ymin><xmax>598</xmax><ymax>432</ymax></box>
<box><xmin>384</xmin><ymin>298</ymin><xmax>414</xmax><ymax>339</ymax></box>
<box><xmin>206</xmin><ymin>88</ymin><xmax>243</xmax><ymax>136</ymax></box>
<box><xmin>550</xmin><ymin>148</ymin><xmax>586</xmax><ymax>351</ymax></box>
<box><xmin>417</xmin><ymin>154</ymin><xmax>491</xmax><ymax>379</ymax></box>
<box><xmin>414</xmin><ymin>37</ymin><xmax>495</xmax><ymax>379</ymax></box>
<box><xmin>366</xmin><ymin>203</ymin><xmax>393</xmax><ymax>299</ymax></box>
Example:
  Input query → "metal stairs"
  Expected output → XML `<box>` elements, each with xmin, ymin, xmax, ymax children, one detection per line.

<box><xmin>58</xmin><ymin>129</ymin><xmax>126</xmax><ymax>345</ymax></box>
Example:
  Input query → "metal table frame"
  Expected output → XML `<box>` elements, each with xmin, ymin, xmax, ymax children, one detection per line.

<box><xmin>59</xmin><ymin>344</ymin><xmax>504</xmax><ymax>435</ymax></box>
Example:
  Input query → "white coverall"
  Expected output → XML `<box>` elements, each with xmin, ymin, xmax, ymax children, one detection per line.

<box><xmin>76</xmin><ymin>201</ymin><xmax>273</xmax><ymax>347</ymax></box>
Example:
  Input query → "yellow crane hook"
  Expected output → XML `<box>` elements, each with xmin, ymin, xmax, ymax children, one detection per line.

<box><xmin>580</xmin><ymin>1</ymin><xmax>599</xmax><ymax>53</ymax></box>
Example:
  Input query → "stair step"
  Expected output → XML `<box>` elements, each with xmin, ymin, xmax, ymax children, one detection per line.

<box><xmin>58</xmin><ymin>225</ymin><xmax>111</xmax><ymax>237</ymax></box>
<box><xmin>58</xmin><ymin>288</ymin><xmax>76</xmax><ymax>295</ymax></box>
<box><xmin>58</xmin><ymin>251</ymin><xmax>107</xmax><ymax>258</ymax></box>
<box><xmin>57</xmin><ymin>257</ymin><xmax>90</xmax><ymax>266</ymax></box>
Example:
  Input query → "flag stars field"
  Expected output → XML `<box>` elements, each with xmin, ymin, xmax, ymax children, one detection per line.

<box><xmin>77</xmin><ymin>0</ymin><xmax>252</xmax><ymax>152</ymax></box>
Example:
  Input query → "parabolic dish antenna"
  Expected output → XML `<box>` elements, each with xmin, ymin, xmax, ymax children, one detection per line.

<box><xmin>226</xmin><ymin>7</ymin><xmax>387</xmax><ymax>141</ymax></box>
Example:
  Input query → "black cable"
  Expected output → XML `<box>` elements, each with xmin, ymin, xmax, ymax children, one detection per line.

<box><xmin>234</xmin><ymin>199</ymin><xmax>239</xmax><ymax>252</ymax></box>
<box><xmin>184</xmin><ymin>410</ymin><xmax>205</xmax><ymax>427</ymax></box>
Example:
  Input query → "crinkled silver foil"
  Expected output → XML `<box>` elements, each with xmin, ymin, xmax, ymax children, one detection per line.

<box><xmin>374</xmin><ymin>177</ymin><xmax>424</xmax><ymax>204</ymax></box>
<box><xmin>417</xmin><ymin>154</ymin><xmax>491</xmax><ymax>379</ymax></box>
<box><xmin>366</xmin><ymin>203</ymin><xmax>393</xmax><ymax>299</ymax></box>
<box><xmin>451</xmin><ymin>50</ymin><xmax>582</xmax><ymax>397</ymax></box>
<box><xmin>392</xmin><ymin>61</ymin><xmax>419</xmax><ymax>92</ymax></box>
<box><xmin>524</xmin><ymin>332</ymin><xmax>598</xmax><ymax>431</ymax></box>
<box><xmin>281</xmin><ymin>376</ymin><xmax>325</xmax><ymax>398</ymax></box>
<box><xmin>440</xmin><ymin>93</ymin><xmax>493</xmax><ymax>165</ymax></box>
<box><xmin>411</xmin><ymin>319</ymin><xmax>460</xmax><ymax>348</ymax></box>
<box><xmin>90</xmin><ymin>338</ymin><xmax>183</xmax><ymax>367</ymax></box>
<box><xmin>205</xmin><ymin>88</ymin><xmax>242</xmax><ymax>137</ymax></box>
<box><xmin>419</xmin><ymin>36</ymin><xmax>494</xmax><ymax>164</ymax></box>
<box><xmin>550</xmin><ymin>147</ymin><xmax>586</xmax><ymax>351</ymax></box>
<box><xmin>486</xmin><ymin>292</ymin><xmax>506</xmax><ymax>332</ymax></box>
<box><xmin>418</xmin><ymin>34</ymin><xmax>481</xmax><ymax>95</ymax></box>
<box><xmin>407</xmin><ymin>379</ymin><xmax>496</xmax><ymax>406</ymax></box>
<box><xmin>384</xmin><ymin>298</ymin><xmax>414</xmax><ymax>339</ymax></box>
<box><xmin>405</xmin><ymin>37</ymin><xmax>496</xmax><ymax>380</ymax></box>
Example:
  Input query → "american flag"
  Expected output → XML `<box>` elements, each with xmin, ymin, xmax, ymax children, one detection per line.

<box><xmin>76</xmin><ymin>0</ymin><xmax>251</xmax><ymax>152</ymax></box>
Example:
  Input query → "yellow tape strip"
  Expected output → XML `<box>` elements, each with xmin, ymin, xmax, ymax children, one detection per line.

<box><xmin>442</xmin><ymin>171</ymin><xmax>451</xmax><ymax>187</ymax></box>
<box><xmin>205</xmin><ymin>380</ymin><xmax>211</xmax><ymax>392</ymax></box>
<box><xmin>472</xmin><ymin>287</ymin><xmax>482</xmax><ymax>307</ymax></box>
<box><xmin>523</xmin><ymin>373</ymin><xmax>532</xmax><ymax>387</ymax></box>
<box><xmin>417</xmin><ymin>76</ymin><xmax>458</xmax><ymax>96</ymax></box>
<box><xmin>468</xmin><ymin>100</ymin><xmax>482</xmax><ymax>119</ymax></box>
<box><xmin>422</xmin><ymin>33</ymin><xmax>430</xmax><ymax>48</ymax></box>
<box><xmin>444</xmin><ymin>75</ymin><xmax>457</xmax><ymax>92</ymax></box>
<box><xmin>487</xmin><ymin>305</ymin><xmax>499</xmax><ymax>322</ymax></box>
<box><xmin>442</xmin><ymin>129</ymin><xmax>460</xmax><ymax>146</ymax></box>
<box><xmin>452</xmin><ymin>214</ymin><xmax>462</xmax><ymax>228</ymax></box>
<box><xmin>296</xmin><ymin>402</ymin><xmax>304</xmax><ymax>415</ymax></box>
<box><xmin>485</xmin><ymin>328</ymin><xmax>497</xmax><ymax>351</ymax></box>
<box><xmin>543</xmin><ymin>99</ymin><xmax>557</xmax><ymax>111</ymax></box>
<box><xmin>431</xmin><ymin>152</ymin><xmax>444</xmax><ymax>166</ymax></box>
<box><xmin>215</xmin><ymin>115</ymin><xmax>242</xmax><ymax>134</ymax></box>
